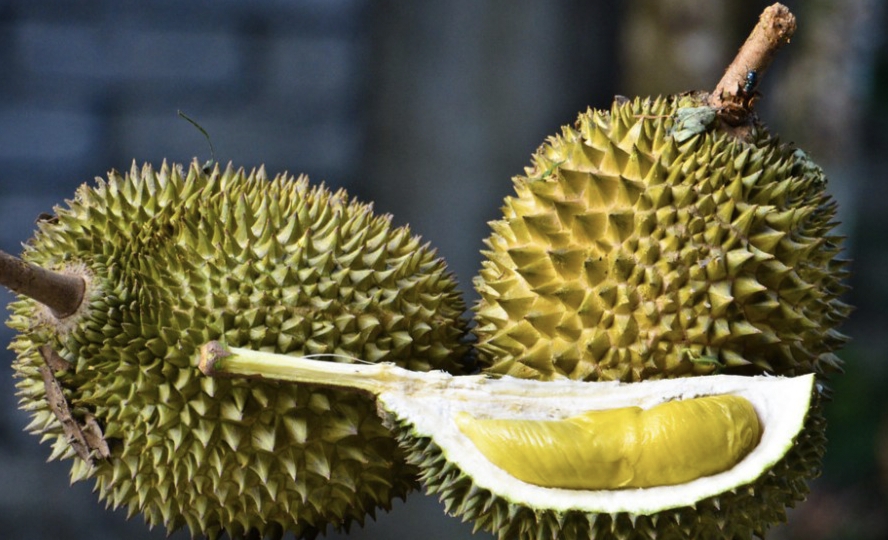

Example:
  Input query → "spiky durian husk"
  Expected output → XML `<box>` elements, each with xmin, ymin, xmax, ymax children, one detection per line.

<box><xmin>474</xmin><ymin>95</ymin><xmax>850</xmax><ymax>382</ymax></box>
<box><xmin>8</xmin><ymin>161</ymin><xmax>469</xmax><ymax>539</ymax></box>
<box><xmin>387</xmin><ymin>397</ymin><xmax>826</xmax><ymax>540</ymax></box>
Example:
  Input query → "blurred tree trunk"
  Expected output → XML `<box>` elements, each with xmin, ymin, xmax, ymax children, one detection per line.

<box><xmin>768</xmin><ymin>1</ymin><xmax>880</xmax><ymax>164</ymax></box>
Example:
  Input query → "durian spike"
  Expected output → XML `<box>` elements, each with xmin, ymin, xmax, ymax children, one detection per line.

<box><xmin>0</xmin><ymin>249</ymin><xmax>84</xmax><ymax>319</ymax></box>
<box><xmin>709</xmin><ymin>3</ymin><xmax>796</xmax><ymax>127</ymax></box>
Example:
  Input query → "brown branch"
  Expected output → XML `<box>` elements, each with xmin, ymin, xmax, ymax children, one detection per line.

<box><xmin>0</xmin><ymin>250</ymin><xmax>85</xmax><ymax>319</ymax></box>
<box><xmin>39</xmin><ymin>345</ymin><xmax>111</xmax><ymax>464</ymax></box>
<box><xmin>709</xmin><ymin>3</ymin><xmax>797</xmax><ymax>125</ymax></box>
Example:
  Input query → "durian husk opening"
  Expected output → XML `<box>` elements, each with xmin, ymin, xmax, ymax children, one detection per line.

<box><xmin>200</xmin><ymin>343</ymin><xmax>821</xmax><ymax>533</ymax></box>
<box><xmin>375</xmin><ymin>370</ymin><xmax>815</xmax><ymax>515</ymax></box>
<box><xmin>394</xmin><ymin>397</ymin><xmax>825</xmax><ymax>540</ymax></box>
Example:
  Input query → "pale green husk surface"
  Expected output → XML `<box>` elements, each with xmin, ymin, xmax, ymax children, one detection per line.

<box><xmin>474</xmin><ymin>95</ymin><xmax>850</xmax><ymax>382</ymax></box>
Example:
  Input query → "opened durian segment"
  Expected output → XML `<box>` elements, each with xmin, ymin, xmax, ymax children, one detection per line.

<box><xmin>378</xmin><ymin>372</ymin><xmax>812</xmax><ymax>515</ymax></box>
<box><xmin>454</xmin><ymin>393</ymin><xmax>762</xmax><ymax>490</ymax></box>
<box><xmin>200</xmin><ymin>343</ymin><xmax>814</xmax><ymax>515</ymax></box>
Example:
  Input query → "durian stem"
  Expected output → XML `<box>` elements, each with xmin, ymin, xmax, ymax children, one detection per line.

<box><xmin>198</xmin><ymin>341</ymin><xmax>441</xmax><ymax>395</ymax></box>
<box><xmin>0</xmin><ymin>250</ymin><xmax>84</xmax><ymax>319</ymax></box>
<box><xmin>710</xmin><ymin>3</ymin><xmax>796</xmax><ymax>125</ymax></box>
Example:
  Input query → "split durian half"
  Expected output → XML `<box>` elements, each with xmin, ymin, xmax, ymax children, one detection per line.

<box><xmin>6</xmin><ymin>161</ymin><xmax>469</xmax><ymax>539</ymax></box>
<box><xmin>200</xmin><ymin>342</ymin><xmax>824</xmax><ymax>540</ymax></box>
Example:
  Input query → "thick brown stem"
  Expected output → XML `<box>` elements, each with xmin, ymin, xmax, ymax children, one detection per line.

<box><xmin>709</xmin><ymin>3</ymin><xmax>797</xmax><ymax>125</ymax></box>
<box><xmin>0</xmin><ymin>250</ymin><xmax>84</xmax><ymax>319</ymax></box>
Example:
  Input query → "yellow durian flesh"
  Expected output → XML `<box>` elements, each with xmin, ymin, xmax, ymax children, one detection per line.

<box><xmin>454</xmin><ymin>394</ymin><xmax>761</xmax><ymax>490</ymax></box>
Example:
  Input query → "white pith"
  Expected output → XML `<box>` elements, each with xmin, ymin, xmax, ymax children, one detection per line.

<box><xmin>379</xmin><ymin>373</ymin><xmax>814</xmax><ymax>515</ymax></box>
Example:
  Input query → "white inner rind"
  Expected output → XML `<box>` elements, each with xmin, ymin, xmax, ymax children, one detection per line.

<box><xmin>379</xmin><ymin>373</ymin><xmax>815</xmax><ymax>515</ymax></box>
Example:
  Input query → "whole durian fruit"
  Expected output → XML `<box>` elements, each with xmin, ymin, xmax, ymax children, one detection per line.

<box><xmin>473</xmin><ymin>93</ymin><xmax>850</xmax><ymax>382</ymax></box>
<box><xmin>4</xmin><ymin>161</ymin><xmax>469</xmax><ymax>538</ymax></box>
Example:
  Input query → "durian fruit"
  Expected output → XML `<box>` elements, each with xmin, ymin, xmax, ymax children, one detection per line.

<box><xmin>3</xmin><ymin>161</ymin><xmax>469</xmax><ymax>539</ymax></box>
<box><xmin>199</xmin><ymin>341</ymin><xmax>824</xmax><ymax>540</ymax></box>
<box><xmin>456</xmin><ymin>5</ymin><xmax>848</xmax><ymax>538</ymax></box>
<box><xmin>472</xmin><ymin>92</ymin><xmax>850</xmax><ymax>383</ymax></box>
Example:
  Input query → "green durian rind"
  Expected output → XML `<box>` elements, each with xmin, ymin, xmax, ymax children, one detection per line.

<box><xmin>8</xmin><ymin>161</ymin><xmax>469</xmax><ymax>539</ymax></box>
<box><xmin>386</xmin><ymin>378</ymin><xmax>825</xmax><ymax>540</ymax></box>
<box><xmin>473</xmin><ymin>95</ymin><xmax>851</xmax><ymax>382</ymax></box>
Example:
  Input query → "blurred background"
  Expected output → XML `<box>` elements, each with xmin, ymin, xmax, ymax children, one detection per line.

<box><xmin>0</xmin><ymin>1</ymin><xmax>885</xmax><ymax>538</ymax></box>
